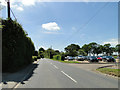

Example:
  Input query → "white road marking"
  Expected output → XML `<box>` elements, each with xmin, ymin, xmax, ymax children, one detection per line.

<box><xmin>0</xmin><ymin>83</ymin><xmax>2</xmax><ymax>90</ymax></box>
<box><xmin>61</xmin><ymin>71</ymin><xmax>77</xmax><ymax>83</ymax></box>
<box><xmin>0</xmin><ymin>83</ymin><xmax>2</xmax><ymax>87</ymax></box>
<box><xmin>53</xmin><ymin>65</ymin><xmax>59</xmax><ymax>69</ymax></box>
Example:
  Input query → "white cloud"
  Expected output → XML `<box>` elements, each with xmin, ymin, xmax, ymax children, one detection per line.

<box><xmin>1</xmin><ymin>0</ymin><xmax>119</xmax><ymax>11</ymax></box>
<box><xmin>21</xmin><ymin>0</ymin><xmax>36</xmax><ymax>6</ymax></box>
<box><xmin>42</xmin><ymin>22</ymin><xmax>60</xmax><ymax>31</ymax></box>
<box><xmin>0</xmin><ymin>0</ymin><xmax>6</xmax><ymax>6</ymax></box>
<box><xmin>42</xmin><ymin>31</ymin><xmax>61</xmax><ymax>34</ymax></box>
<box><xmin>37</xmin><ymin>46</ymin><xmax>48</xmax><ymax>50</ymax></box>
<box><xmin>102</xmin><ymin>38</ymin><xmax>118</xmax><ymax>46</ymax></box>
<box><xmin>16</xmin><ymin>6</ymin><xmax>24</xmax><ymax>11</ymax></box>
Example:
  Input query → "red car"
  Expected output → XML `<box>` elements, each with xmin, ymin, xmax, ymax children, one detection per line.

<box><xmin>97</xmin><ymin>56</ymin><xmax>102</xmax><ymax>61</ymax></box>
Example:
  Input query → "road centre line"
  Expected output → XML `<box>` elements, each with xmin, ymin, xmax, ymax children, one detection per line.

<box><xmin>61</xmin><ymin>71</ymin><xmax>77</xmax><ymax>83</ymax></box>
<box><xmin>53</xmin><ymin>65</ymin><xmax>59</xmax><ymax>69</ymax></box>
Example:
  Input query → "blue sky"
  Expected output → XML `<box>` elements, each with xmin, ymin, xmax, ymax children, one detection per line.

<box><xmin>1</xmin><ymin>1</ymin><xmax>118</xmax><ymax>51</ymax></box>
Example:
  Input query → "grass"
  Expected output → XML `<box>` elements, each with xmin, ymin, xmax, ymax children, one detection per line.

<box><xmin>113</xmin><ymin>56</ymin><xmax>118</xmax><ymax>59</ymax></box>
<box><xmin>52</xmin><ymin>59</ymin><xmax>81</xmax><ymax>64</ymax></box>
<box><xmin>96</xmin><ymin>68</ymin><xmax>120</xmax><ymax>77</ymax></box>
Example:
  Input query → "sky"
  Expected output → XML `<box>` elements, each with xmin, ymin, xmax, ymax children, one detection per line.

<box><xmin>1</xmin><ymin>0</ymin><xmax>118</xmax><ymax>51</ymax></box>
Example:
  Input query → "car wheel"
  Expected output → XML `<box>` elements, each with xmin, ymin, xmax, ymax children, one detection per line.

<box><xmin>88</xmin><ymin>60</ymin><xmax>91</xmax><ymax>63</ymax></box>
<box><xmin>103</xmin><ymin>59</ymin><xmax>106</xmax><ymax>62</ymax></box>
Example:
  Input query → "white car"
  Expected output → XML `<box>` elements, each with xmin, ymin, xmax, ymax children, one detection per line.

<box><xmin>67</xmin><ymin>56</ymin><xmax>73</xmax><ymax>60</ymax></box>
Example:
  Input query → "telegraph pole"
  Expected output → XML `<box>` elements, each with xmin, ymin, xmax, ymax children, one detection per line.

<box><xmin>7</xmin><ymin>0</ymin><xmax>10</xmax><ymax>18</ymax></box>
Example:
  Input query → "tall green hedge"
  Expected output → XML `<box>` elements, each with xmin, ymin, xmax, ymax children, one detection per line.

<box><xmin>53</xmin><ymin>55</ymin><xmax>61</xmax><ymax>60</ymax></box>
<box><xmin>2</xmin><ymin>18</ymin><xmax>35</xmax><ymax>72</ymax></box>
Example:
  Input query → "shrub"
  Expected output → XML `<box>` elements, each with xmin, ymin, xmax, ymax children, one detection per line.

<box><xmin>53</xmin><ymin>55</ymin><xmax>61</xmax><ymax>60</ymax></box>
<box><xmin>32</xmin><ymin>56</ymin><xmax>37</xmax><ymax>61</ymax></box>
<box><xmin>37</xmin><ymin>56</ymin><xmax>41</xmax><ymax>59</ymax></box>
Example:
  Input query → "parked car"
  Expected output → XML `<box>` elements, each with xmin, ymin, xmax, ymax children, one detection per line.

<box><xmin>74</xmin><ymin>56</ymin><xmax>78</xmax><ymax>60</ymax></box>
<box><xmin>65</xmin><ymin>57</ymin><xmax>68</xmax><ymax>60</ymax></box>
<box><xmin>67</xmin><ymin>56</ymin><xmax>74</xmax><ymax>60</ymax></box>
<box><xmin>77</xmin><ymin>56</ymin><xmax>84</xmax><ymax>61</ymax></box>
<box><xmin>86</xmin><ymin>56</ymin><xmax>89</xmax><ymax>60</ymax></box>
<box><xmin>73</xmin><ymin>57</ymin><xmax>76</xmax><ymax>60</ymax></box>
<box><xmin>102</xmin><ymin>56</ymin><xmax>115</xmax><ymax>62</ymax></box>
<box><xmin>87</xmin><ymin>56</ymin><xmax>98</xmax><ymax>62</ymax></box>
<box><xmin>97</xmin><ymin>56</ymin><xmax>103</xmax><ymax>61</ymax></box>
<box><xmin>82</xmin><ymin>56</ymin><xmax>87</xmax><ymax>60</ymax></box>
<box><xmin>85</xmin><ymin>56</ymin><xmax>89</xmax><ymax>60</ymax></box>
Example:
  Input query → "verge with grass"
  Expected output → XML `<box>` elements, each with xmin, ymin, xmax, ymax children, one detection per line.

<box><xmin>96</xmin><ymin>68</ymin><xmax>120</xmax><ymax>77</ymax></box>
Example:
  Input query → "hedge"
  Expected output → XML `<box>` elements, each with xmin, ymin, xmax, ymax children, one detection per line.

<box><xmin>2</xmin><ymin>18</ymin><xmax>35</xmax><ymax>72</ymax></box>
<box><xmin>53</xmin><ymin>55</ymin><xmax>61</xmax><ymax>60</ymax></box>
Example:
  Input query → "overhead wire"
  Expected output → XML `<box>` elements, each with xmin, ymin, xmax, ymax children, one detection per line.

<box><xmin>59</xmin><ymin>2</ymin><xmax>110</xmax><ymax>50</ymax></box>
<box><xmin>10</xmin><ymin>7</ymin><xmax>17</xmax><ymax>21</ymax></box>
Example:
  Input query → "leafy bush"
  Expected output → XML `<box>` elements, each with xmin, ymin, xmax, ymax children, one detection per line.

<box><xmin>2</xmin><ymin>18</ymin><xmax>35</xmax><ymax>72</ymax></box>
<box><xmin>32</xmin><ymin>56</ymin><xmax>37</xmax><ymax>61</ymax></box>
<box><xmin>53</xmin><ymin>55</ymin><xmax>61</xmax><ymax>60</ymax></box>
<box><xmin>37</xmin><ymin>56</ymin><xmax>41</xmax><ymax>59</ymax></box>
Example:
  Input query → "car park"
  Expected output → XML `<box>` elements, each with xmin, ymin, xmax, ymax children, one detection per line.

<box><xmin>102</xmin><ymin>56</ymin><xmax>115</xmax><ymax>62</ymax></box>
<box><xmin>87</xmin><ymin>56</ymin><xmax>98</xmax><ymax>62</ymax></box>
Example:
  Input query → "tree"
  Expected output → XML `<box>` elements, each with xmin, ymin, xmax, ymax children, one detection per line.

<box><xmin>64</xmin><ymin>44</ymin><xmax>80</xmax><ymax>57</ymax></box>
<box><xmin>60</xmin><ymin>51</ymin><xmax>65</xmax><ymax>61</ymax></box>
<box><xmin>95</xmin><ymin>45</ymin><xmax>104</xmax><ymax>56</ymax></box>
<box><xmin>33</xmin><ymin>51</ymin><xmax>38</xmax><ymax>56</ymax></box>
<box><xmin>116</xmin><ymin>44</ymin><xmax>120</xmax><ymax>55</ymax></box>
<box><xmin>55</xmin><ymin>50</ymin><xmax>60</xmax><ymax>55</ymax></box>
<box><xmin>103</xmin><ymin>44</ymin><xmax>110</xmax><ymax>55</ymax></box>
<box><xmin>78</xmin><ymin>49</ymin><xmax>87</xmax><ymax>56</ymax></box>
<box><xmin>44</xmin><ymin>48</ymin><xmax>56</xmax><ymax>59</ymax></box>
<box><xmin>39</xmin><ymin>47</ymin><xmax>45</xmax><ymax>52</ymax></box>
<box><xmin>82</xmin><ymin>44</ymin><xmax>90</xmax><ymax>55</ymax></box>
<box><xmin>103</xmin><ymin>43</ymin><xmax>113</xmax><ymax>56</ymax></box>
<box><xmin>88</xmin><ymin>42</ymin><xmax>98</xmax><ymax>56</ymax></box>
<box><xmin>38</xmin><ymin>47</ymin><xmax>45</xmax><ymax>58</ymax></box>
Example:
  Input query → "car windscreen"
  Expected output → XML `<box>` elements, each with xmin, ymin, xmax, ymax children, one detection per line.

<box><xmin>91</xmin><ymin>56</ymin><xmax>96</xmax><ymax>58</ymax></box>
<box><xmin>106</xmin><ymin>56</ymin><xmax>112</xmax><ymax>58</ymax></box>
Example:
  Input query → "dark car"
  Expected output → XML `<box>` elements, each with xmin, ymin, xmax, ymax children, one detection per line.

<box><xmin>102</xmin><ymin>56</ymin><xmax>115</xmax><ymax>62</ymax></box>
<box><xmin>82</xmin><ymin>56</ymin><xmax>86</xmax><ymax>60</ymax></box>
<box><xmin>87</xmin><ymin>56</ymin><xmax>98</xmax><ymax>62</ymax></box>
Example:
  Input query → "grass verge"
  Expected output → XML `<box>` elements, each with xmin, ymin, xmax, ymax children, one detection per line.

<box><xmin>51</xmin><ymin>59</ymin><xmax>81</xmax><ymax>64</ymax></box>
<box><xmin>96</xmin><ymin>68</ymin><xmax>120</xmax><ymax>77</ymax></box>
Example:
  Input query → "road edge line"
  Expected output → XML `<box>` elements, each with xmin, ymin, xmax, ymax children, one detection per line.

<box><xmin>12</xmin><ymin>59</ymin><xmax>40</xmax><ymax>90</ymax></box>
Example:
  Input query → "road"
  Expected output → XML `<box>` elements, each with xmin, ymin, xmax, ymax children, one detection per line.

<box><xmin>16</xmin><ymin>58</ymin><xmax>118</xmax><ymax>88</ymax></box>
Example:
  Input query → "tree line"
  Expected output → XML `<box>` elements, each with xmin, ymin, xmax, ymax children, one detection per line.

<box><xmin>36</xmin><ymin>42</ymin><xmax>120</xmax><ymax>61</ymax></box>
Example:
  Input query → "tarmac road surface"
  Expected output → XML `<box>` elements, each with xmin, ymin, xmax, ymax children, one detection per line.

<box><xmin>16</xmin><ymin>58</ymin><xmax>118</xmax><ymax>88</ymax></box>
